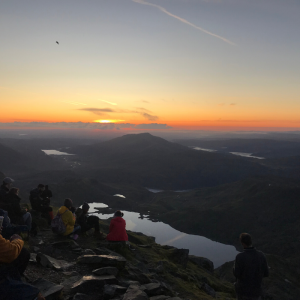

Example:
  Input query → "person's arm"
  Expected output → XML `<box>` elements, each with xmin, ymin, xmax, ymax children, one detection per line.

<box><xmin>67</xmin><ymin>211</ymin><xmax>76</xmax><ymax>226</ymax></box>
<box><xmin>262</xmin><ymin>254</ymin><xmax>269</xmax><ymax>277</ymax></box>
<box><xmin>233</xmin><ymin>256</ymin><xmax>242</xmax><ymax>278</ymax></box>
<box><xmin>0</xmin><ymin>234</ymin><xmax>24</xmax><ymax>263</ymax></box>
<box><xmin>109</xmin><ymin>219</ymin><xmax>114</xmax><ymax>233</ymax></box>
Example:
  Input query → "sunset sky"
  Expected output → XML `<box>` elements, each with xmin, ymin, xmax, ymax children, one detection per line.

<box><xmin>1</xmin><ymin>0</ymin><xmax>300</xmax><ymax>131</ymax></box>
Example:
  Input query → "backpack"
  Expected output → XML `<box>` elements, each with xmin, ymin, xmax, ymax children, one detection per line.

<box><xmin>51</xmin><ymin>210</ymin><xmax>67</xmax><ymax>234</ymax></box>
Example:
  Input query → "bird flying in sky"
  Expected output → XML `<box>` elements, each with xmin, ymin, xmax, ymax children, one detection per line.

<box><xmin>56</xmin><ymin>41</ymin><xmax>59</xmax><ymax>45</ymax></box>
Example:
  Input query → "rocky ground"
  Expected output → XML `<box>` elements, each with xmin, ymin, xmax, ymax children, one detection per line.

<box><xmin>22</xmin><ymin>219</ymin><xmax>236</xmax><ymax>300</ymax></box>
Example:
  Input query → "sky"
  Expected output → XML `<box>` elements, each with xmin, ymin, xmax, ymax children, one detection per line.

<box><xmin>1</xmin><ymin>0</ymin><xmax>300</xmax><ymax>132</ymax></box>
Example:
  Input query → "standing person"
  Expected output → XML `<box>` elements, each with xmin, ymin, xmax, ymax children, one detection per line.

<box><xmin>106</xmin><ymin>210</ymin><xmax>128</xmax><ymax>242</ymax></box>
<box><xmin>57</xmin><ymin>198</ymin><xmax>80</xmax><ymax>240</ymax></box>
<box><xmin>3</xmin><ymin>188</ymin><xmax>32</xmax><ymax>231</ymax></box>
<box><xmin>29</xmin><ymin>184</ymin><xmax>53</xmax><ymax>224</ymax></box>
<box><xmin>0</xmin><ymin>228</ymin><xmax>45</xmax><ymax>300</ymax></box>
<box><xmin>233</xmin><ymin>233</ymin><xmax>269</xmax><ymax>300</ymax></box>
<box><xmin>0</xmin><ymin>177</ymin><xmax>14</xmax><ymax>200</ymax></box>
<box><xmin>76</xmin><ymin>202</ymin><xmax>103</xmax><ymax>238</ymax></box>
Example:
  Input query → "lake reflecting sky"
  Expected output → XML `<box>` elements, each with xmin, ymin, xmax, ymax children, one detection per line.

<box><xmin>88</xmin><ymin>202</ymin><xmax>239</xmax><ymax>268</ymax></box>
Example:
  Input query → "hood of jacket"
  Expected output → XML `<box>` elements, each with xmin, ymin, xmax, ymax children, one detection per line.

<box><xmin>58</xmin><ymin>206</ymin><xmax>69</xmax><ymax>214</ymax></box>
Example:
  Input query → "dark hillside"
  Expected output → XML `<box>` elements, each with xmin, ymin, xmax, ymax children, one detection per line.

<box><xmin>144</xmin><ymin>176</ymin><xmax>300</xmax><ymax>259</ymax></box>
<box><xmin>71</xmin><ymin>133</ymin><xmax>270</xmax><ymax>189</ymax></box>
<box><xmin>174</xmin><ymin>138</ymin><xmax>300</xmax><ymax>158</ymax></box>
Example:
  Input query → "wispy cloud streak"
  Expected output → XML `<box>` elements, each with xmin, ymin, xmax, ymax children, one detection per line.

<box><xmin>101</xmin><ymin>100</ymin><xmax>117</xmax><ymax>106</ymax></box>
<box><xmin>132</xmin><ymin>0</ymin><xmax>235</xmax><ymax>46</ymax></box>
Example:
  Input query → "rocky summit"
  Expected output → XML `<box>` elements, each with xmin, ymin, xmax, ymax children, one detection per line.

<box><xmin>22</xmin><ymin>218</ymin><xmax>239</xmax><ymax>300</ymax></box>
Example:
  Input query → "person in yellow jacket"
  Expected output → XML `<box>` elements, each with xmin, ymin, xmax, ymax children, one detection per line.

<box><xmin>58</xmin><ymin>198</ymin><xmax>81</xmax><ymax>240</ymax></box>
<box><xmin>0</xmin><ymin>229</ymin><xmax>45</xmax><ymax>300</ymax></box>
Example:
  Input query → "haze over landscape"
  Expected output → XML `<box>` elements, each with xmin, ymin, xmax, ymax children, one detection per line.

<box><xmin>1</xmin><ymin>1</ymin><xmax>300</xmax><ymax>299</ymax></box>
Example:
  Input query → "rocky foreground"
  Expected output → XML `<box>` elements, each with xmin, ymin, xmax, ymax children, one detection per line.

<box><xmin>23</xmin><ymin>218</ymin><xmax>300</xmax><ymax>300</ymax></box>
<box><xmin>23</xmin><ymin>219</ymin><xmax>235</xmax><ymax>300</ymax></box>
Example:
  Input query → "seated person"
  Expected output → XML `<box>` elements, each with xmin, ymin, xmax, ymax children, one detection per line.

<box><xmin>29</xmin><ymin>184</ymin><xmax>54</xmax><ymax>224</ymax></box>
<box><xmin>0</xmin><ymin>209</ymin><xmax>29</xmax><ymax>240</ymax></box>
<box><xmin>0</xmin><ymin>228</ymin><xmax>45</xmax><ymax>300</ymax></box>
<box><xmin>58</xmin><ymin>198</ymin><xmax>80</xmax><ymax>240</ymax></box>
<box><xmin>76</xmin><ymin>202</ymin><xmax>103</xmax><ymax>237</ymax></box>
<box><xmin>3</xmin><ymin>188</ymin><xmax>32</xmax><ymax>231</ymax></box>
<box><xmin>106</xmin><ymin>210</ymin><xmax>128</xmax><ymax>242</ymax></box>
<box><xmin>0</xmin><ymin>177</ymin><xmax>14</xmax><ymax>200</ymax></box>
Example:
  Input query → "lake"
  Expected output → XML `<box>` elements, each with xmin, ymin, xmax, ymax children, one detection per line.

<box><xmin>87</xmin><ymin>202</ymin><xmax>239</xmax><ymax>268</ymax></box>
<box><xmin>42</xmin><ymin>150</ymin><xmax>75</xmax><ymax>155</ymax></box>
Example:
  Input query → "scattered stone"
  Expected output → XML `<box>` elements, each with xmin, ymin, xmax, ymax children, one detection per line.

<box><xmin>62</xmin><ymin>271</ymin><xmax>80</xmax><ymax>277</ymax></box>
<box><xmin>123</xmin><ymin>285</ymin><xmax>149</xmax><ymax>300</ymax></box>
<box><xmin>189</xmin><ymin>255</ymin><xmax>214</xmax><ymax>273</ymax></box>
<box><xmin>104</xmin><ymin>284</ymin><xmax>116</xmax><ymax>299</ymax></box>
<box><xmin>72</xmin><ymin>275</ymin><xmax>118</xmax><ymax>293</ymax></box>
<box><xmin>201</xmin><ymin>283</ymin><xmax>216</xmax><ymax>298</ymax></box>
<box><xmin>36</xmin><ymin>253</ymin><xmax>74</xmax><ymax>271</ymax></box>
<box><xmin>94</xmin><ymin>247</ymin><xmax>114</xmax><ymax>255</ymax></box>
<box><xmin>138</xmin><ymin>245</ymin><xmax>152</xmax><ymax>248</ymax></box>
<box><xmin>51</xmin><ymin>240</ymin><xmax>79</xmax><ymax>249</ymax></box>
<box><xmin>119</xmin><ymin>280</ymin><xmax>141</xmax><ymax>288</ymax></box>
<box><xmin>168</xmin><ymin>249</ymin><xmax>189</xmax><ymax>269</ymax></box>
<box><xmin>61</xmin><ymin>274</ymin><xmax>82</xmax><ymax>294</ymax></box>
<box><xmin>31</xmin><ymin>278</ymin><xmax>64</xmax><ymax>299</ymax></box>
<box><xmin>93</xmin><ymin>267</ymin><xmax>119</xmax><ymax>276</ymax></box>
<box><xmin>167</xmin><ymin>298</ymin><xmax>182</xmax><ymax>300</ymax></box>
<box><xmin>77</xmin><ymin>255</ymin><xmax>126</xmax><ymax>270</ymax></box>
<box><xmin>30</xmin><ymin>253</ymin><xmax>37</xmax><ymax>263</ymax></box>
<box><xmin>150</xmin><ymin>296</ymin><xmax>170</xmax><ymax>300</ymax></box>
<box><xmin>81</xmin><ymin>249</ymin><xmax>96</xmax><ymax>255</ymax></box>
<box><xmin>33</xmin><ymin>246</ymin><xmax>40</xmax><ymax>252</ymax></box>
<box><xmin>142</xmin><ymin>283</ymin><xmax>162</xmax><ymax>296</ymax></box>
<box><xmin>73</xmin><ymin>293</ymin><xmax>92</xmax><ymax>300</ymax></box>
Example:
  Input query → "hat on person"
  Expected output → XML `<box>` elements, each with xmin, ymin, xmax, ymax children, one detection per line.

<box><xmin>64</xmin><ymin>198</ymin><xmax>73</xmax><ymax>208</ymax></box>
<box><xmin>3</xmin><ymin>177</ymin><xmax>14</xmax><ymax>184</ymax></box>
<box><xmin>114</xmin><ymin>210</ymin><xmax>124</xmax><ymax>217</ymax></box>
<box><xmin>82</xmin><ymin>202</ymin><xmax>90</xmax><ymax>211</ymax></box>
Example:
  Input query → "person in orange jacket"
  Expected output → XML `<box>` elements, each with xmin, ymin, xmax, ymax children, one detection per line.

<box><xmin>107</xmin><ymin>210</ymin><xmax>128</xmax><ymax>242</ymax></box>
<box><xmin>0</xmin><ymin>228</ymin><xmax>45</xmax><ymax>300</ymax></box>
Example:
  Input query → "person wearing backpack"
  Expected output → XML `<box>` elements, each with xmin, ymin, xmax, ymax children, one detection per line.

<box><xmin>56</xmin><ymin>199</ymin><xmax>80</xmax><ymax>240</ymax></box>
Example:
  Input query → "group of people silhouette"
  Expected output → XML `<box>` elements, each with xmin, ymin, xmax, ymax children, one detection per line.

<box><xmin>0</xmin><ymin>176</ymin><xmax>128</xmax><ymax>300</ymax></box>
<box><xmin>0</xmin><ymin>176</ymin><xmax>268</xmax><ymax>300</ymax></box>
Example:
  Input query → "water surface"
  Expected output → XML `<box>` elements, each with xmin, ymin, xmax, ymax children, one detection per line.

<box><xmin>88</xmin><ymin>202</ymin><xmax>238</xmax><ymax>267</ymax></box>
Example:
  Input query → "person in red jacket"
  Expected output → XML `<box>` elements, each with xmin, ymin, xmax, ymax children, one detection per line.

<box><xmin>106</xmin><ymin>210</ymin><xmax>128</xmax><ymax>242</ymax></box>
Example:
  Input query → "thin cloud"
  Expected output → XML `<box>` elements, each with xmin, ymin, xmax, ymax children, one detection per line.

<box><xmin>0</xmin><ymin>122</ymin><xmax>172</xmax><ymax>130</ymax></box>
<box><xmin>135</xmin><ymin>123</ymin><xmax>172</xmax><ymax>129</ymax></box>
<box><xmin>100</xmin><ymin>100</ymin><xmax>117</xmax><ymax>106</ymax></box>
<box><xmin>141</xmin><ymin>113</ymin><xmax>159</xmax><ymax>121</ymax></box>
<box><xmin>135</xmin><ymin>107</ymin><xmax>152</xmax><ymax>113</ymax></box>
<box><xmin>230</xmin><ymin>103</ymin><xmax>237</xmax><ymax>106</ymax></box>
<box><xmin>77</xmin><ymin>108</ymin><xmax>116</xmax><ymax>115</ymax></box>
<box><xmin>132</xmin><ymin>0</ymin><xmax>235</xmax><ymax>46</ymax></box>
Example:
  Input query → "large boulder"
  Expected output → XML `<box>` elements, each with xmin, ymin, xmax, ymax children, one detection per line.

<box><xmin>142</xmin><ymin>283</ymin><xmax>163</xmax><ymax>296</ymax></box>
<box><xmin>36</xmin><ymin>253</ymin><xmax>74</xmax><ymax>271</ymax></box>
<box><xmin>77</xmin><ymin>255</ymin><xmax>127</xmax><ymax>270</ymax></box>
<box><xmin>201</xmin><ymin>283</ymin><xmax>216</xmax><ymax>298</ymax></box>
<box><xmin>71</xmin><ymin>275</ymin><xmax>118</xmax><ymax>293</ymax></box>
<box><xmin>188</xmin><ymin>255</ymin><xmax>214</xmax><ymax>273</ymax></box>
<box><xmin>123</xmin><ymin>285</ymin><xmax>149</xmax><ymax>300</ymax></box>
<box><xmin>31</xmin><ymin>279</ymin><xmax>64</xmax><ymax>299</ymax></box>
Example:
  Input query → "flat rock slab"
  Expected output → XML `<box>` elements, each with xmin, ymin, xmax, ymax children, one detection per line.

<box><xmin>150</xmin><ymin>296</ymin><xmax>170</xmax><ymax>300</ymax></box>
<box><xmin>30</xmin><ymin>253</ymin><xmax>37</xmax><ymax>263</ymax></box>
<box><xmin>73</xmin><ymin>293</ymin><xmax>99</xmax><ymax>300</ymax></box>
<box><xmin>51</xmin><ymin>240</ymin><xmax>79</xmax><ymax>249</ymax></box>
<box><xmin>72</xmin><ymin>275</ymin><xmax>118</xmax><ymax>293</ymax></box>
<box><xmin>31</xmin><ymin>278</ymin><xmax>64</xmax><ymax>299</ymax></box>
<box><xmin>142</xmin><ymin>283</ymin><xmax>162</xmax><ymax>296</ymax></box>
<box><xmin>93</xmin><ymin>266</ymin><xmax>119</xmax><ymax>276</ymax></box>
<box><xmin>77</xmin><ymin>255</ymin><xmax>126</xmax><ymax>269</ymax></box>
<box><xmin>119</xmin><ymin>280</ymin><xmax>141</xmax><ymax>288</ymax></box>
<box><xmin>37</xmin><ymin>253</ymin><xmax>74</xmax><ymax>271</ymax></box>
<box><xmin>123</xmin><ymin>286</ymin><xmax>149</xmax><ymax>300</ymax></box>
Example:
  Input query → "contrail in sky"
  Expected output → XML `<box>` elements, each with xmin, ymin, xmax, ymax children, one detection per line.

<box><xmin>132</xmin><ymin>0</ymin><xmax>236</xmax><ymax>46</ymax></box>
<box><xmin>101</xmin><ymin>100</ymin><xmax>117</xmax><ymax>105</ymax></box>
